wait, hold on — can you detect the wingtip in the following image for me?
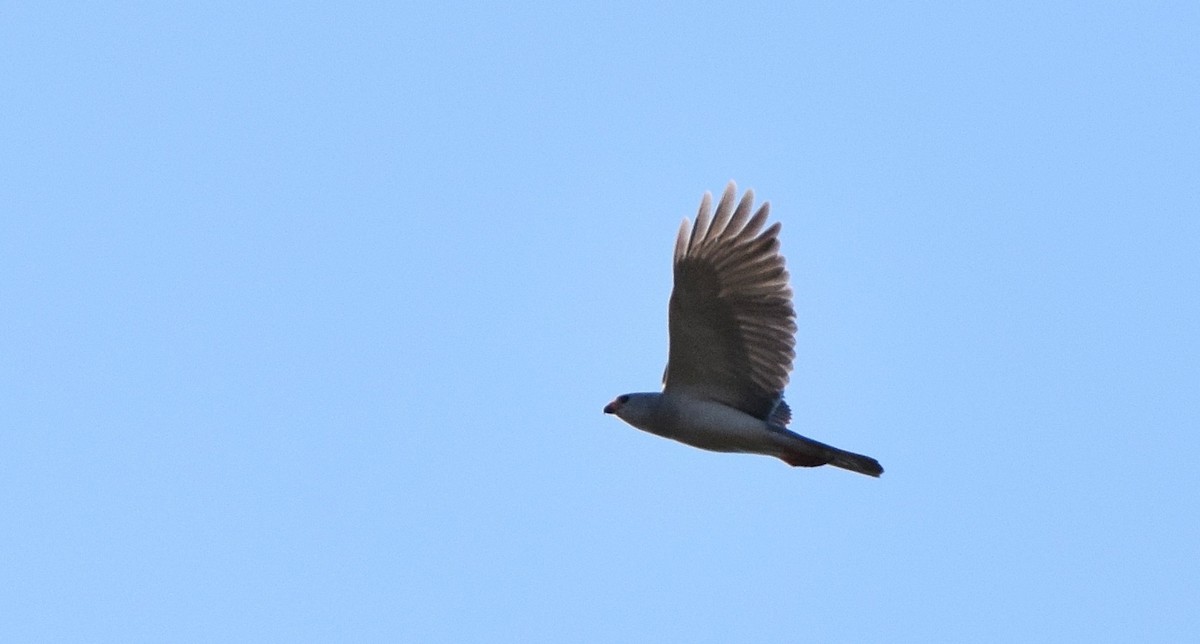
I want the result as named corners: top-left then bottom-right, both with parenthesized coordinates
top-left (674, 217), bottom-right (692, 262)
top-left (716, 183), bottom-right (737, 215)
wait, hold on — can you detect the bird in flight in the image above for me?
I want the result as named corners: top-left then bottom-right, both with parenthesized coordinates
top-left (604, 182), bottom-right (883, 477)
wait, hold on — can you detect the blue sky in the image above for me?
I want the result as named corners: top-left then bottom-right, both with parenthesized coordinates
top-left (3, 2), bottom-right (1197, 641)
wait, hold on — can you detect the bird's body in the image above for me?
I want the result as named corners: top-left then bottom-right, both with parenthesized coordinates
top-left (604, 183), bottom-right (883, 477)
top-left (609, 392), bottom-right (777, 454)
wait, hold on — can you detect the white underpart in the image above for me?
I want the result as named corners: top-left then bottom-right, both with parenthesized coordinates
top-left (640, 393), bottom-right (790, 458)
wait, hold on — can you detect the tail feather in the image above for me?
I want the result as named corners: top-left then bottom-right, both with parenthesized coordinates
top-left (826, 448), bottom-right (884, 477)
top-left (778, 432), bottom-right (884, 477)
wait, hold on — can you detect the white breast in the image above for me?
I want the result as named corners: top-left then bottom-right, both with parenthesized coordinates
top-left (656, 394), bottom-right (782, 455)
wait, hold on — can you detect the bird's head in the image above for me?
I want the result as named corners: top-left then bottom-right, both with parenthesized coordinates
top-left (603, 392), bottom-right (661, 429)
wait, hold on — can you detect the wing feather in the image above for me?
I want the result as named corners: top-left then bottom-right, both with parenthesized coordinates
top-left (663, 182), bottom-right (797, 420)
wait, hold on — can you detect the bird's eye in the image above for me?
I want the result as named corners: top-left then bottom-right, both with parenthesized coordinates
top-left (618, 395), bottom-right (629, 403)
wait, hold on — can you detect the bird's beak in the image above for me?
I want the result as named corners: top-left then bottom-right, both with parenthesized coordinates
top-left (603, 400), bottom-right (618, 414)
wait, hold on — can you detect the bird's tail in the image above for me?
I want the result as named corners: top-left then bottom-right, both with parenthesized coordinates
top-left (826, 447), bottom-right (884, 477)
top-left (778, 432), bottom-right (884, 477)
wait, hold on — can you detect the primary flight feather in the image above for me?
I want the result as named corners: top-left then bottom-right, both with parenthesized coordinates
top-left (604, 182), bottom-right (883, 477)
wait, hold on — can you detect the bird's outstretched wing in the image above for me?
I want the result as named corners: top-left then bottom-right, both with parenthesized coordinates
top-left (663, 182), bottom-right (796, 421)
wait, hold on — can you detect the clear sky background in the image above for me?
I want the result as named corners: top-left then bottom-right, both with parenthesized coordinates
top-left (3, 2), bottom-right (1197, 642)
